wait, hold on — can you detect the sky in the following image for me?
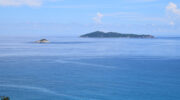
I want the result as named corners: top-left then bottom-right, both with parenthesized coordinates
top-left (0, 0), bottom-right (180, 36)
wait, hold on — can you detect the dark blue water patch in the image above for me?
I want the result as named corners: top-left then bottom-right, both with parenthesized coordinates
top-left (0, 56), bottom-right (180, 100)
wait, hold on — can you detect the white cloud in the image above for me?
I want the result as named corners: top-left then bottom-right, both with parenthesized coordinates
top-left (0, 0), bottom-right (61, 7)
top-left (166, 2), bottom-right (180, 26)
top-left (0, 0), bottom-right (42, 7)
top-left (166, 2), bottom-right (180, 16)
top-left (93, 12), bottom-right (104, 24)
top-left (169, 21), bottom-right (175, 26)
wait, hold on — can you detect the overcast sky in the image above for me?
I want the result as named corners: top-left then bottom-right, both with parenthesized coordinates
top-left (0, 0), bottom-right (180, 36)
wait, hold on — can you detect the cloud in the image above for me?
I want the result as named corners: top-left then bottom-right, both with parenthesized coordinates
top-left (0, 0), bottom-right (61, 7)
top-left (93, 12), bottom-right (104, 24)
top-left (169, 21), bottom-right (175, 26)
top-left (166, 2), bottom-right (180, 16)
top-left (166, 2), bottom-right (180, 26)
top-left (0, 0), bottom-right (42, 7)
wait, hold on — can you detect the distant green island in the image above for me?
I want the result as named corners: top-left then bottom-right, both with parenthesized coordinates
top-left (80, 31), bottom-right (154, 38)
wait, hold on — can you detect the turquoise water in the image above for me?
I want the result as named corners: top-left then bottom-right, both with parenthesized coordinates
top-left (0, 37), bottom-right (180, 100)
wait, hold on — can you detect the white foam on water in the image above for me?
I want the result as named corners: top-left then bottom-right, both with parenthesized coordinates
top-left (56, 60), bottom-right (117, 69)
top-left (0, 84), bottom-right (82, 100)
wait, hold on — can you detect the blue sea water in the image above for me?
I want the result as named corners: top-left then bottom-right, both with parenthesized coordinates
top-left (0, 36), bottom-right (180, 100)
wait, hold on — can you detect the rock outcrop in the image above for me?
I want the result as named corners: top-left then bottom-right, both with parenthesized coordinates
top-left (35, 39), bottom-right (49, 43)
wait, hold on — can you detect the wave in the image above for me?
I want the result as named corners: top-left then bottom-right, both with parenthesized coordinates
top-left (0, 84), bottom-right (81, 99)
top-left (56, 60), bottom-right (116, 69)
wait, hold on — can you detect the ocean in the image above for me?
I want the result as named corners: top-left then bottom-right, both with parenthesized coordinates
top-left (0, 36), bottom-right (180, 100)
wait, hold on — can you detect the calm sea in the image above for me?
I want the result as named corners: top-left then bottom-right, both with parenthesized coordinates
top-left (0, 36), bottom-right (180, 100)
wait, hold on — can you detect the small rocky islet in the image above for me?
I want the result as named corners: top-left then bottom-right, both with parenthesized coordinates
top-left (80, 31), bottom-right (155, 38)
top-left (35, 39), bottom-right (49, 43)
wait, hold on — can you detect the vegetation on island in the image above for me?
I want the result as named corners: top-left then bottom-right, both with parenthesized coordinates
top-left (80, 31), bottom-right (154, 38)
top-left (0, 96), bottom-right (10, 100)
